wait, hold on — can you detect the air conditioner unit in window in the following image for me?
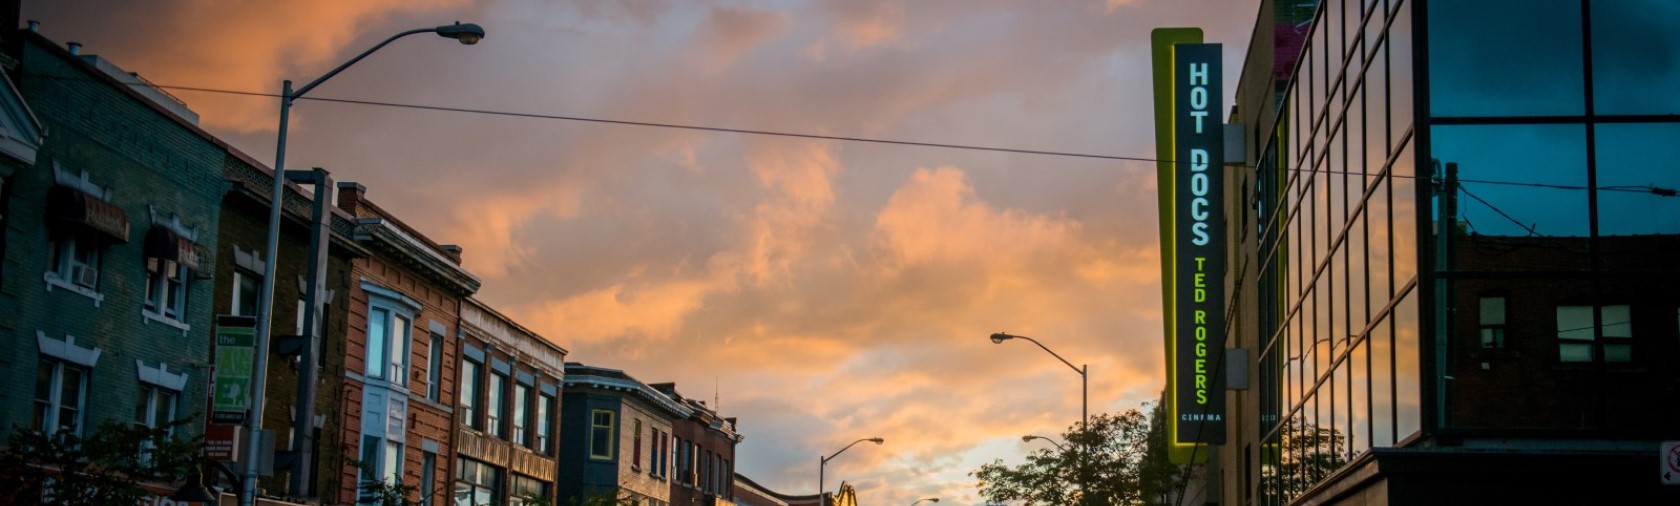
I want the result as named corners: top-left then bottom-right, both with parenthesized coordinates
top-left (70, 264), bottom-right (98, 288)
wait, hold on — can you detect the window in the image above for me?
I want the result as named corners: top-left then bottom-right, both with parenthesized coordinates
top-left (420, 450), bottom-right (436, 506)
top-left (426, 332), bottom-right (444, 401)
top-left (454, 458), bottom-right (501, 506)
top-left (33, 359), bottom-right (87, 435)
top-left (512, 383), bottom-right (529, 445)
top-left (535, 394), bottom-right (554, 455)
top-left (364, 308), bottom-right (411, 385)
top-left (1478, 295), bottom-right (1507, 348)
top-left (134, 384), bottom-right (177, 432)
top-left (49, 236), bottom-right (101, 290)
top-left (487, 372), bottom-right (505, 438)
top-left (143, 259), bottom-right (189, 320)
top-left (1558, 305), bottom-right (1633, 363)
top-left (589, 409), bottom-right (615, 460)
top-left (511, 474), bottom-right (548, 505)
top-left (230, 271), bottom-right (259, 317)
top-left (632, 419), bottom-right (643, 470)
top-left (357, 435), bottom-right (402, 503)
top-left (460, 359), bottom-right (481, 429)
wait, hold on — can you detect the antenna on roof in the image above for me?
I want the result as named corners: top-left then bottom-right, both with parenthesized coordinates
top-left (714, 376), bottom-right (720, 412)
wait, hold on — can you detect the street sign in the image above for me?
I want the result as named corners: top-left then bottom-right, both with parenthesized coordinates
top-left (1663, 441), bottom-right (1680, 485)
top-left (205, 423), bottom-right (243, 461)
top-left (213, 315), bottom-right (257, 424)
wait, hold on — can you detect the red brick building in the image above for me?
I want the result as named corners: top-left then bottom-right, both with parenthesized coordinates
top-left (332, 181), bottom-right (481, 505)
top-left (456, 298), bottom-right (568, 505)
top-left (652, 383), bottom-right (743, 506)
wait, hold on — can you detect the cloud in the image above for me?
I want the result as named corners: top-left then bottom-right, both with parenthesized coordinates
top-left (694, 6), bottom-right (793, 74)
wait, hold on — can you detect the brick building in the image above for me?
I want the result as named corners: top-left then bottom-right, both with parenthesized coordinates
top-left (560, 363), bottom-right (691, 506)
top-left (212, 159), bottom-right (366, 499)
top-left (1, 30), bottom-right (224, 453)
top-left (455, 298), bottom-right (568, 505)
top-left (651, 383), bottom-right (743, 506)
top-left (333, 182), bottom-right (481, 505)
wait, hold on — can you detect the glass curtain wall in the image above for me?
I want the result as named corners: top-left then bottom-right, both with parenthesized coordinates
top-left (1426, 0), bottom-right (1680, 434)
top-left (1255, 0), bottom-right (1420, 503)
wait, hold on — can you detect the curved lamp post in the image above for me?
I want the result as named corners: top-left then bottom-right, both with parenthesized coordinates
top-left (909, 499), bottom-right (940, 506)
top-left (991, 332), bottom-right (1089, 504)
top-left (243, 21), bottom-right (484, 506)
top-left (819, 437), bottom-right (883, 506)
top-left (1022, 434), bottom-right (1068, 452)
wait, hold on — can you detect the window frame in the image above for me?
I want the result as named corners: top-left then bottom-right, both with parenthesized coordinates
top-left (486, 372), bottom-right (506, 438)
top-left (34, 358), bottom-right (88, 436)
top-left (426, 331), bottom-right (444, 401)
top-left (363, 306), bottom-right (413, 386)
top-left (1478, 294), bottom-right (1507, 349)
top-left (589, 409), bottom-right (615, 460)
top-left (535, 393), bottom-right (554, 455)
top-left (142, 259), bottom-right (189, 320)
top-left (511, 382), bottom-right (529, 445)
top-left (460, 358), bottom-right (482, 430)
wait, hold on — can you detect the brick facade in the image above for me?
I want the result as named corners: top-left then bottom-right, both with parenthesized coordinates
top-left (560, 364), bottom-right (690, 506)
top-left (211, 160), bottom-right (365, 499)
top-left (333, 183), bottom-right (480, 505)
top-left (1, 33), bottom-right (224, 442)
top-left (456, 299), bottom-right (567, 505)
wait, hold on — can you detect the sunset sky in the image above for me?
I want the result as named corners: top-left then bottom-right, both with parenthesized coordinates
top-left (26, 1), bottom-right (1255, 503)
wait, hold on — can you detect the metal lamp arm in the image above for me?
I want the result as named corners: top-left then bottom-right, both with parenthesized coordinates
top-left (1015, 335), bottom-right (1083, 377)
top-left (291, 28), bottom-right (436, 99)
top-left (823, 438), bottom-right (873, 463)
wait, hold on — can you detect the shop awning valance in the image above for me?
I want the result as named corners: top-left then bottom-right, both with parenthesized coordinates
top-left (46, 185), bottom-right (129, 243)
top-left (144, 225), bottom-right (201, 272)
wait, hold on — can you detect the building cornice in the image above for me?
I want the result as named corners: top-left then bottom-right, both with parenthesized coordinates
top-left (353, 218), bottom-right (481, 296)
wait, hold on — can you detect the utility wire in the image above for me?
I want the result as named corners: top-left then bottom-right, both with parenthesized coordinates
top-left (1457, 185), bottom-right (1541, 237)
top-left (24, 72), bottom-right (1680, 199)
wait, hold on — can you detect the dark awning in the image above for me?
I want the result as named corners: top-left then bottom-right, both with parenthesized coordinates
top-left (144, 226), bottom-right (201, 272)
top-left (45, 185), bottom-right (129, 244)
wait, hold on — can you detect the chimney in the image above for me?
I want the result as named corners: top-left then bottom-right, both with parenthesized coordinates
top-left (336, 181), bottom-right (366, 215)
top-left (66, 41), bottom-right (79, 55)
top-left (726, 417), bottom-right (738, 430)
top-left (26, 20), bottom-right (38, 33)
top-left (440, 245), bottom-right (463, 265)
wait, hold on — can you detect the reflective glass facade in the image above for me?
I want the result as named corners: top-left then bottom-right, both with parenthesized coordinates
top-left (1232, 1), bottom-right (1680, 504)
top-left (1251, 1), bottom-right (1418, 502)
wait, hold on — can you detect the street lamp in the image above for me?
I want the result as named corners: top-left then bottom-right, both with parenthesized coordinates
top-left (819, 437), bottom-right (883, 506)
top-left (243, 21), bottom-right (484, 506)
top-left (909, 499), bottom-right (940, 505)
top-left (1022, 434), bottom-right (1068, 452)
top-left (990, 332), bottom-right (1089, 504)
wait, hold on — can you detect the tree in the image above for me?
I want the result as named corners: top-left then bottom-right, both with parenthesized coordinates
top-left (973, 404), bottom-right (1180, 506)
top-left (0, 420), bottom-right (202, 505)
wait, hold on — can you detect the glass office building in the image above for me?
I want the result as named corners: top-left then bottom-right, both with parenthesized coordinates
top-left (1216, 0), bottom-right (1680, 504)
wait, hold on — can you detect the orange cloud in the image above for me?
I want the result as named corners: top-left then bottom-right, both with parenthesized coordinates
top-left (98, 0), bottom-right (467, 133)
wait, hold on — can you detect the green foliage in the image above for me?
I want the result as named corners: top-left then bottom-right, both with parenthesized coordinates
top-left (1262, 417), bottom-right (1347, 500)
top-left (0, 420), bottom-right (203, 506)
top-left (973, 404), bottom-right (1181, 506)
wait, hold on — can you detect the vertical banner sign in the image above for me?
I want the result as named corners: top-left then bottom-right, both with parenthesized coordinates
top-left (213, 315), bottom-right (257, 424)
top-left (1173, 43), bottom-right (1226, 445)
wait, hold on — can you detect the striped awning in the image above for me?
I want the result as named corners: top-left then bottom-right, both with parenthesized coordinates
top-left (45, 185), bottom-right (128, 243)
top-left (145, 225), bottom-right (201, 272)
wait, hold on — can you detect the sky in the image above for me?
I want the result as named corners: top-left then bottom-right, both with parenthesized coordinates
top-left (25, 1), bottom-right (1255, 503)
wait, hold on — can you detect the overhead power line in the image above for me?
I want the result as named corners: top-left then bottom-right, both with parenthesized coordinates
top-left (21, 72), bottom-right (1680, 199)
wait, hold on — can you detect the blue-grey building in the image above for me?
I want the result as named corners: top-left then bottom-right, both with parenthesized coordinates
top-left (559, 363), bottom-right (692, 506)
top-left (0, 30), bottom-right (226, 448)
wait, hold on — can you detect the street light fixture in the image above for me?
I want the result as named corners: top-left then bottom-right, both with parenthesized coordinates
top-left (1022, 434), bottom-right (1068, 452)
top-left (989, 332), bottom-right (1089, 504)
top-left (909, 498), bottom-right (940, 505)
top-left (243, 21), bottom-right (485, 506)
top-left (819, 437), bottom-right (883, 506)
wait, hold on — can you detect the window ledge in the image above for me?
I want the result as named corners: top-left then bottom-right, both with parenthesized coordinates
top-left (140, 309), bottom-right (190, 335)
top-left (43, 273), bottom-right (103, 307)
